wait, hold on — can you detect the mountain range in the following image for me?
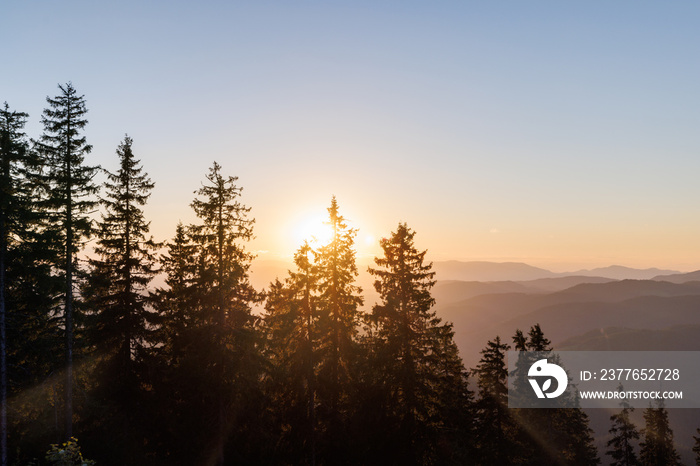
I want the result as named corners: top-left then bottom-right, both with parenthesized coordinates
top-left (432, 260), bottom-right (681, 282)
top-left (428, 262), bottom-right (700, 466)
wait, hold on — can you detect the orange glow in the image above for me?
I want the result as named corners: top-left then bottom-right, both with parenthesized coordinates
top-left (294, 214), bottom-right (334, 246)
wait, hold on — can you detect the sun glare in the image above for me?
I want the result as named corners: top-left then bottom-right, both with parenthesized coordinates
top-left (295, 215), bottom-right (334, 246)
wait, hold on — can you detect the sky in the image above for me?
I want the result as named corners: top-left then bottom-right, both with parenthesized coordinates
top-left (2, 1), bottom-right (700, 271)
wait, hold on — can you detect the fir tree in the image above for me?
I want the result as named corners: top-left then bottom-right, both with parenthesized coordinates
top-left (511, 324), bottom-right (599, 465)
top-left (639, 400), bottom-right (681, 466)
top-left (526, 323), bottom-right (551, 351)
top-left (314, 197), bottom-right (363, 464)
top-left (189, 161), bottom-right (256, 327)
top-left (509, 324), bottom-right (552, 411)
top-left (0, 102), bottom-right (31, 466)
top-left (559, 407), bottom-right (600, 465)
top-left (150, 222), bottom-right (204, 463)
top-left (148, 164), bottom-right (263, 464)
top-left (154, 222), bottom-right (200, 348)
top-left (2, 104), bottom-right (63, 463)
top-left (513, 328), bottom-right (527, 351)
top-left (36, 83), bottom-right (98, 438)
top-left (606, 391), bottom-right (640, 466)
top-left (87, 135), bottom-right (158, 377)
top-left (187, 162), bottom-right (260, 465)
top-left (82, 136), bottom-right (159, 461)
top-left (366, 223), bottom-right (472, 464)
top-left (262, 242), bottom-right (320, 465)
top-left (472, 336), bottom-right (518, 465)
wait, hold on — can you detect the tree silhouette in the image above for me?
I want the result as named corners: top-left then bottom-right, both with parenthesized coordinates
top-left (36, 83), bottom-right (98, 438)
top-left (606, 389), bottom-right (640, 466)
top-left (639, 400), bottom-right (681, 466)
top-left (154, 221), bottom-right (200, 350)
top-left (1, 104), bottom-right (64, 464)
top-left (511, 324), bottom-right (599, 465)
top-left (366, 223), bottom-right (472, 464)
top-left (185, 162), bottom-right (260, 465)
top-left (87, 136), bottom-right (158, 375)
top-left (0, 102), bottom-right (32, 466)
top-left (150, 222), bottom-right (204, 464)
top-left (313, 197), bottom-right (363, 464)
top-left (82, 136), bottom-right (159, 461)
top-left (262, 242), bottom-right (320, 465)
top-left (472, 336), bottom-right (519, 465)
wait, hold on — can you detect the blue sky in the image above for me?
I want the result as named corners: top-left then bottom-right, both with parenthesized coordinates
top-left (3, 1), bottom-right (700, 270)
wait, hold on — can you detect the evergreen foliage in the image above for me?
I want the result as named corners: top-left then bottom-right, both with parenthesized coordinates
top-left (511, 324), bottom-right (600, 465)
top-left (0, 102), bottom-right (32, 466)
top-left (365, 223), bottom-right (473, 464)
top-left (35, 83), bottom-right (99, 439)
top-left (472, 336), bottom-right (518, 465)
top-left (262, 242), bottom-right (320, 465)
top-left (81, 136), bottom-right (159, 462)
top-left (87, 135), bottom-right (158, 372)
top-left (639, 400), bottom-right (681, 466)
top-left (156, 162), bottom-right (263, 465)
top-left (606, 389), bottom-right (640, 466)
top-left (313, 197), bottom-right (364, 463)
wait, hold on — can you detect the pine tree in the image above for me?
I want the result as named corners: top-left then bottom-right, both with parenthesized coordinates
top-left (150, 222), bottom-right (204, 463)
top-left (692, 428), bottom-right (700, 465)
top-left (511, 324), bottom-right (599, 465)
top-left (526, 323), bottom-right (551, 351)
top-left (189, 161), bottom-right (256, 327)
top-left (509, 324), bottom-right (552, 411)
top-left (606, 391), bottom-right (640, 466)
top-left (366, 223), bottom-right (472, 464)
top-left (559, 407), bottom-right (600, 465)
top-left (472, 336), bottom-right (517, 465)
top-left (639, 400), bottom-right (680, 466)
top-left (1, 103), bottom-right (63, 464)
top-left (87, 135), bottom-right (158, 376)
top-left (187, 162), bottom-right (260, 465)
top-left (314, 196), bottom-right (363, 463)
top-left (0, 102), bottom-right (31, 466)
top-left (82, 136), bottom-right (158, 460)
top-left (148, 164), bottom-right (263, 464)
top-left (36, 83), bottom-right (98, 438)
top-left (513, 328), bottom-right (527, 351)
top-left (262, 242), bottom-right (320, 465)
top-left (155, 222), bottom-right (200, 348)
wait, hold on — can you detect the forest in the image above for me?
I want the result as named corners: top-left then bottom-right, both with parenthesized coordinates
top-left (1, 83), bottom-right (698, 466)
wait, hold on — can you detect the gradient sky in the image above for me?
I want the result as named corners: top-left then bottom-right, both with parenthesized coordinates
top-left (3, 1), bottom-right (700, 271)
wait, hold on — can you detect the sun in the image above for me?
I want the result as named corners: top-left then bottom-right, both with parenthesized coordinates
top-left (294, 214), bottom-right (334, 246)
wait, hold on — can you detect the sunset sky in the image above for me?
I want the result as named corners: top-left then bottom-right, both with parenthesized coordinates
top-left (3, 1), bottom-right (700, 271)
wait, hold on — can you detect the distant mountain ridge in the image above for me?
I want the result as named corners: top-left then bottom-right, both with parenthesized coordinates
top-left (433, 261), bottom-right (556, 281)
top-left (567, 265), bottom-right (680, 280)
top-left (652, 269), bottom-right (700, 283)
top-left (434, 260), bottom-right (681, 282)
top-left (432, 279), bottom-right (700, 369)
top-left (557, 324), bottom-right (700, 351)
top-left (251, 259), bottom-right (690, 289)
